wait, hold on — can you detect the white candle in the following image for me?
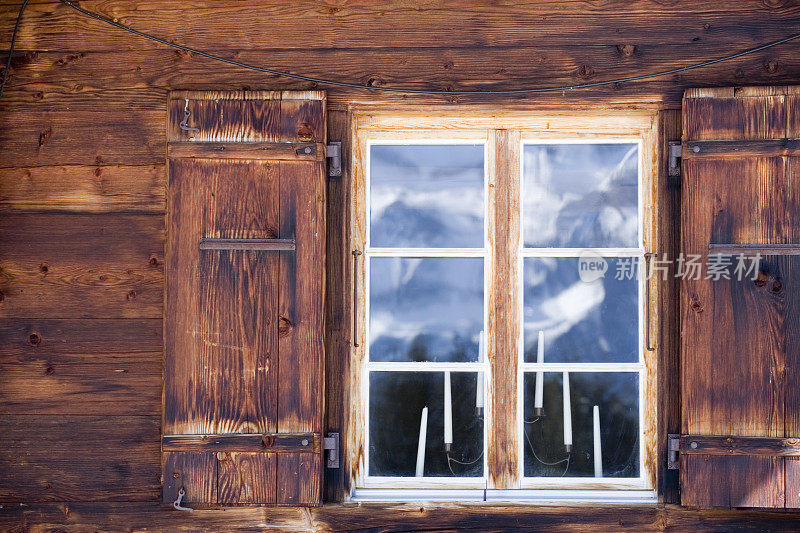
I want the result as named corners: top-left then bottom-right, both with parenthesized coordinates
top-left (444, 371), bottom-right (453, 451)
top-left (534, 330), bottom-right (544, 415)
top-left (593, 405), bottom-right (603, 478)
top-left (563, 371), bottom-right (572, 452)
top-left (476, 331), bottom-right (484, 415)
top-left (415, 406), bottom-right (428, 477)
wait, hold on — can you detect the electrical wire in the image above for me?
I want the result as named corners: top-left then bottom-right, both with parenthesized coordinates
top-left (0, 0), bottom-right (29, 101)
top-left (3, 0), bottom-right (799, 100)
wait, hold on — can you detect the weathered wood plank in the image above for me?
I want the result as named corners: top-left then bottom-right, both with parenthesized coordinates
top-left (487, 129), bottom-right (520, 489)
top-left (0, 415), bottom-right (160, 502)
top-left (5, 502), bottom-right (800, 532)
top-left (0, 318), bottom-right (161, 364)
top-left (684, 139), bottom-right (800, 158)
top-left (0, 165), bottom-right (165, 213)
top-left (0, 362), bottom-right (160, 415)
top-left (656, 109), bottom-right (681, 504)
top-left (0, 213), bottom-right (164, 319)
top-left (161, 452), bottom-right (217, 506)
top-left (165, 158), bottom-right (280, 435)
top-left (683, 95), bottom-right (787, 140)
top-left (3, 0), bottom-right (800, 52)
top-left (681, 435), bottom-right (800, 456)
top-left (162, 433), bottom-right (320, 453)
top-left (680, 455), bottom-right (785, 508)
top-left (168, 142), bottom-right (323, 161)
top-left (277, 160), bottom-right (326, 435)
top-left (323, 110), bottom-right (350, 501)
top-left (217, 452), bottom-right (277, 505)
top-left (276, 453), bottom-right (321, 506)
top-left (0, 107), bottom-right (165, 167)
top-left (3, 47), bottom-right (800, 109)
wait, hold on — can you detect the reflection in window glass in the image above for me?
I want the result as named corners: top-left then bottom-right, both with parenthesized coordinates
top-left (370, 144), bottom-right (485, 248)
top-left (522, 257), bottom-right (639, 363)
top-left (522, 143), bottom-right (639, 248)
top-left (370, 257), bottom-right (484, 363)
top-left (369, 371), bottom-right (484, 477)
top-left (522, 372), bottom-right (639, 478)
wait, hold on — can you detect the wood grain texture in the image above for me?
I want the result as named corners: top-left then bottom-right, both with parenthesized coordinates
top-left (165, 159), bottom-right (279, 435)
top-left (0, 318), bottom-right (161, 364)
top-left (161, 452), bottom-right (217, 506)
top-left (323, 109), bottom-right (351, 501)
top-left (217, 452), bottom-right (277, 505)
top-left (656, 109), bottom-right (682, 504)
top-left (0, 361), bottom-right (160, 415)
top-left (680, 455), bottom-right (785, 509)
top-left (3, 0), bottom-right (800, 53)
top-left (681, 87), bottom-right (800, 509)
top-left (5, 47), bottom-right (800, 109)
top-left (487, 129), bottom-right (520, 489)
top-left (168, 142), bottom-right (323, 160)
top-left (0, 165), bottom-right (165, 213)
top-left (681, 435), bottom-right (800, 456)
top-left (162, 433), bottom-right (320, 453)
top-left (0, 213), bottom-right (164, 319)
top-left (5, 502), bottom-right (800, 532)
top-left (164, 92), bottom-right (325, 506)
top-left (277, 160), bottom-right (326, 435)
top-left (0, 415), bottom-right (160, 502)
top-left (277, 453), bottom-right (321, 506)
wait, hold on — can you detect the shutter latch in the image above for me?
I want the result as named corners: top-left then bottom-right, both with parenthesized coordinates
top-left (667, 141), bottom-right (681, 188)
top-left (667, 433), bottom-right (680, 470)
top-left (327, 142), bottom-right (342, 177)
top-left (324, 432), bottom-right (340, 468)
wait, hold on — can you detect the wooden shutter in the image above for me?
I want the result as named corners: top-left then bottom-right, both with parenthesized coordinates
top-left (162, 91), bottom-right (326, 507)
top-left (681, 86), bottom-right (800, 509)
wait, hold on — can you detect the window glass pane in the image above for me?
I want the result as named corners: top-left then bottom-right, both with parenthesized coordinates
top-left (370, 144), bottom-right (485, 248)
top-left (522, 143), bottom-right (639, 248)
top-left (523, 257), bottom-right (639, 363)
top-left (369, 371), bottom-right (484, 477)
top-left (370, 257), bottom-right (483, 362)
top-left (522, 372), bottom-right (639, 478)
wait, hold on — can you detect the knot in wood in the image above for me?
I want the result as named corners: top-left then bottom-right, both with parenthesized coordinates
top-left (28, 332), bottom-right (42, 346)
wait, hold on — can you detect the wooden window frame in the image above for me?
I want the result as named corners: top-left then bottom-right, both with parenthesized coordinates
top-left (348, 110), bottom-right (661, 500)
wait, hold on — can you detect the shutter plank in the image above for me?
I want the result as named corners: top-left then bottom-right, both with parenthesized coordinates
top-left (218, 452), bottom-right (277, 505)
top-left (277, 453), bottom-right (322, 506)
top-left (278, 161), bottom-right (326, 434)
top-left (162, 452), bottom-right (217, 506)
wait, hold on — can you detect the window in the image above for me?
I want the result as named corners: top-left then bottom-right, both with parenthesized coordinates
top-left (350, 112), bottom-right (659, 500)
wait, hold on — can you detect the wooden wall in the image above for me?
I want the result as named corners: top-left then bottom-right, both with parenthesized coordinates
top-left (2, 1), bottom-right (800, 530)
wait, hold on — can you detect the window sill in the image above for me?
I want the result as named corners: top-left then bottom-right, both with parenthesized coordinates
top-left (350, 488), bottom-right (657, 505)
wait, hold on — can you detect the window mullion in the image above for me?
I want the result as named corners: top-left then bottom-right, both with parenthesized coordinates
top-left (487, 128), bottom-right (522, 490)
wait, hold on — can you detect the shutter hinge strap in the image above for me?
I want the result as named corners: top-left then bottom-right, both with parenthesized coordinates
top-left (323, 432), bottom-right (340, 469)
top-left (667, 433), bottom-right (680, 470)
top-left (327, 142), bottom-right (342, 177)
top-left (667, 141), bottom-right (681, 188)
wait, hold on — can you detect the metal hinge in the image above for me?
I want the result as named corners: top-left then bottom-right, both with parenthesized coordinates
top-left (327, 142), bottom-right (342, 177)
top-left (323, 432), bottom-right (340, 468)
top-left (667, 433), bottom-right (680, 470)
top-left (667, 141), bottom-right (681, 188)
